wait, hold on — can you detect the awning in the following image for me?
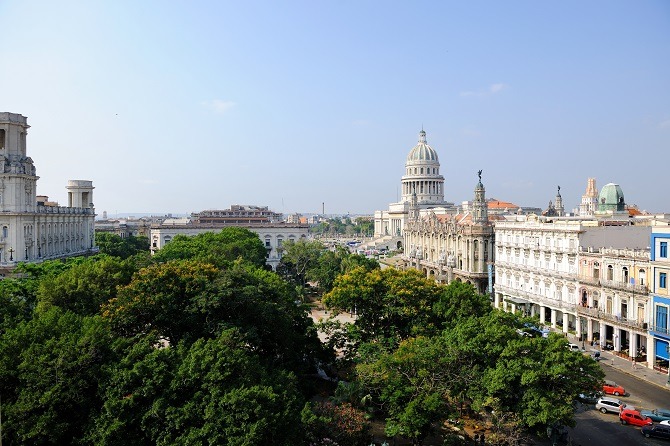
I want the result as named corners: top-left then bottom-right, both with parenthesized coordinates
top-left (505, 296), bottom-right (529, 305)
top-left (655, 339), bottom-right (669, 360)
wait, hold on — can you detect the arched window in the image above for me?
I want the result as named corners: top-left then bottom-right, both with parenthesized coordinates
top-left (638, 269), bottom-right (645, 286)
top-left (593, 262), bottom-right (600, 279)
top-left (622, 266), bottom-right (629, 284)
top-left (607, 265), bottom-right (614, 281)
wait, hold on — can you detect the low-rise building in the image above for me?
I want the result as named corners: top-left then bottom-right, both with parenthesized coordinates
top-left (149, 208), bottom-right (308, 270)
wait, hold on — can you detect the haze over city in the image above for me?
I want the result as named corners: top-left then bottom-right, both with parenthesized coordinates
top-left (1, 1), bottom-right (668, 217)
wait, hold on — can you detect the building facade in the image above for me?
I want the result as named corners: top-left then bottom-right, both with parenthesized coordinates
top-left (0, 112), bottom-right (95, 270)
top-left (493, 180), bottom-right (670, 370)
top-left (402, 172), bottom-right (496, 294)
top-left (576, 246), bottom-right (651, 361)
top-left (649, 226), bottom-right (670, 374)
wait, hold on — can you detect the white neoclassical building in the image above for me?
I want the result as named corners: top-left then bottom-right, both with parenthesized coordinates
top-left (0, 113), bottom-right (96, 270)
top-left (374, 130), bottom-right (456, 244)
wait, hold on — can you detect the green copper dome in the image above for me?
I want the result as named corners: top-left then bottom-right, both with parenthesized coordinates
top-left (598, 183), bottom-right (625, 212)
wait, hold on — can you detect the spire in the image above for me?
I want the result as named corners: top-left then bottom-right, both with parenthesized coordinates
top-left (473, 170), bottom-right (488, 224)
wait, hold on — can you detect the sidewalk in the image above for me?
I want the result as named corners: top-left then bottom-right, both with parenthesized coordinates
top-left (566, 334), bottom-right (670, 391)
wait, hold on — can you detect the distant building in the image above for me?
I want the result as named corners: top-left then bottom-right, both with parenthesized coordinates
top-left (0, 112), bottom-right (96, 270)
top-left (286, 213), bottom-right (302, 224)
top-left (579, 178), bottom-right (599, 217)
top-left (149, 206), bottom-right (308, 270)
top-left (95, 215), bottom-right (170, 238)
top-left (192, 205), bottom-right (282, 225)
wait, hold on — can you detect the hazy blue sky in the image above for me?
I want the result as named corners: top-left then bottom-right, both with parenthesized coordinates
top-left (1, 1), bottom-right (668, 217)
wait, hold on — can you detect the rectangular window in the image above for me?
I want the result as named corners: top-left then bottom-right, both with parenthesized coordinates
top-left (661, 241), bottom-right (668, 258)
top-left (656, 305), bottom-right (668, 331)
top-left (661, 272), bottom-right (668, 289)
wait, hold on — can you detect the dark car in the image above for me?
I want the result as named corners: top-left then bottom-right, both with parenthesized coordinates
top-left (640, 408), bottom-right (670, 422)
top-left (641, 425), bottom-right (670, 440)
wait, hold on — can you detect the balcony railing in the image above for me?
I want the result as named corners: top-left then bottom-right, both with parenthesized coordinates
top-left (577, 275), bottom-right (600, 286)
top-left (576, 306), bottom-right (648, 331)
top-left (496, 284), bottom-right (576, 312)
top-left (600, 279), bottom-right (649, 294)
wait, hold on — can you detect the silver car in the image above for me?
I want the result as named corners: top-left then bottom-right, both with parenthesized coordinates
top-left (596, 397), bottom-right (623, 414)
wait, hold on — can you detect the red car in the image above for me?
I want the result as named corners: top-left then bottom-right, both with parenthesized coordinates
top-left (620, 409), bottom-right (653, 427)
top-left (603, 380), bottom-right (626, 396)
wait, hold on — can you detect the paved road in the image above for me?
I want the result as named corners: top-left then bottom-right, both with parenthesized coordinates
top-left (568, 362), bottom-right (670, 446)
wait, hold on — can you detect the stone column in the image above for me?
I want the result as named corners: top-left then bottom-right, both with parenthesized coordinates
top-left (614, 329), bottom-right (621, 352)
top-left (494, 292), bottom-right (500, 309)
top-left (551, 308), bottom-right (557, 329)
top-left (629, 330), bottom-right (638, 361)
top-left (599, 322), bottom-right (606, 348)
top-left (562, 314), bottom-right (569, 334)
top-left (587, 319), bottom-right (593, 343)
top-left (646, 334), bottom-right (655, 369)
top-left (576, 316), bottom-right (583, 340)
top-left (539, 306), bottom-right (546, 324)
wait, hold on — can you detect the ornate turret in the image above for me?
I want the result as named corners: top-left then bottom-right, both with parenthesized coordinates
top-left (472, 169), bottom-right (488, 224)
top-left (554, 185), bottom-right (564, 216)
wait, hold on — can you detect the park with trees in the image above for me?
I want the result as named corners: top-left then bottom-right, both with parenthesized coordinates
top-left (0, 232), bottom-right (603, 445)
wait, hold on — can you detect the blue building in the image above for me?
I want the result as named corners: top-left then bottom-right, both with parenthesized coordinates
top-left (650, 226), bottom-right (670, 374)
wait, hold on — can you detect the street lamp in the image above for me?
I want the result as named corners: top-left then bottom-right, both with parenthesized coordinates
top-left (8, 247), bottom-right (13, 262)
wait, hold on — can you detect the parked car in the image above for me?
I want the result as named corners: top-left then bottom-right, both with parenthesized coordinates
top-left (641, 425), bottom-right (670, 440)
top-left (603, 380), bottom-right (626, 396)
top-left (567, 343), bottom-right (581, 352)
top-left (620, 408), bottom-right (652, 427)
top-left (596, 397), bottom-right (623, 414)
top-left (577, 391), bottom-right (602, 405)
top-left (640, 408), bottom-right (670, 422)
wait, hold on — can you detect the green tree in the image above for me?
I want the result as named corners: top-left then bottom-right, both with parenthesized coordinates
top-left (357, 336), bottom-right (451, 445)
top-left (103, 259), bottom-right (328, 373)
top-left (433, 281), bottom-right (493, 329)
top-left (323, 267), bottom-right (443, 355)
top-left (102, 259), bottom-right (220, 345)
top-left (302, 401), bottom-right (371, 446)
top-left (0, 309), bottom-right (117, 445)
top-left (152, 227), bottom-right (268, 268)
top-left (95, 232), bottom-right (149, 259)
top-left (479, 332), bottom-right (604, 430)
top-left (91, 329), bottom-right (305, 446)
top-left (276, 239), bottom-right (325, 288)
top-left (36, 255), bottom-right (136, 316)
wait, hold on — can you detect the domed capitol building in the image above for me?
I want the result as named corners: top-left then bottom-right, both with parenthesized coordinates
top-left (374, 130), bottom-right (496, 294)
top-left (373, 130), bottom-right (456, 240)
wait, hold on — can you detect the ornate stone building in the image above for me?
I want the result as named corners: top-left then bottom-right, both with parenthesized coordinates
top-left (402, 172), bottom-right (497, 294)
top-left (0, 113), bottom-right (96, 269)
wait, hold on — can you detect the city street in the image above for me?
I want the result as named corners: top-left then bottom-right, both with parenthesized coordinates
top-left (568, 363), bottom-right (670, 445)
